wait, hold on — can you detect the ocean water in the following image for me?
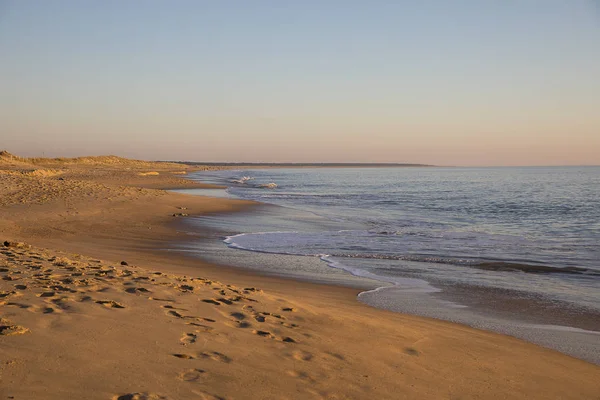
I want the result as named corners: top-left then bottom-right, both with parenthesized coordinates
top-left (181, 166), bottom-right (600, 364)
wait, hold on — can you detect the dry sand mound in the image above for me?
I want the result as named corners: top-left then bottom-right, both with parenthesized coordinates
top-left (24, 169), bottom-right (65, 178)
top-left (0, 150), bottom-right (37, 169)
top-left (28, 155), bottom-right (185, 170)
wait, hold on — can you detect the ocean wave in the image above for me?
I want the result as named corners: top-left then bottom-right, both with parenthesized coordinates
top-left (256, 182), bottom-right (278, 189)
top-left (330, 253), bottom-right (599, 276)
top-left (321, 255), bottom-right (440, 293)
top-left (471, 261), bottom-right (596, 275)
top-left (223, 232), bottom-right (306, 256)
top-left (231, 176), bottom-right (254, 184)
top-left (223, 232), bottom-right (599, 277)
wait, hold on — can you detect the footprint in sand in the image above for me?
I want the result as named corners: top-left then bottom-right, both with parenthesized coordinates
top-left (162, 305), bottom-right (189, 312)
top-left (225, 311), bottom-right (252, 328)
top-left (286, 370), bottom-right (316, 383)
top-left (229, 312), bottom-right (246, 320)
top-left (166, 309), bottom-right (216, 327)
top-left (198, 351), bottom-right (232, 363)
top-left (293, 350), bottom-right (313, 361)
top-left (50, 284), bottom-right (77, 293)
top-left (113, 393), bottom-right (170, 400)
top-left (95, 300), bottom-right (125, 309)
top-left (253, 330), bottom-right (274, 338)
top-left (5, 302), bottom-right (31, 309)
top-left (260, 311), bottom-right (285, 320)
top-left (166, 310), bottom-right (185, 318)
top-left (176, 284), bottom-right (194, 292)
top-left (252, 329), bottom-right (296, 343)
top-left (177, 368), bottom-right (205, 382)
top-left (180, 333), bottom-right (197, 345)
top-left (230, 320), bottom-right (252, 329)
top-left (186, 323), bottom-right (214, 333)
top-left (148, 297), bottom-right (175, 302)
top-left (172, 353), bottom-right (195, 359)
top-left (324, 351), bottom-right (346, 361)
top-left (125, 287), bottom-right (151, 294)
top-left (0, 319), bottom-right (29, 335)
top-left (192, 390), bottom-right (226, 400)
top-left (202, 299), bottom-right (221, 306)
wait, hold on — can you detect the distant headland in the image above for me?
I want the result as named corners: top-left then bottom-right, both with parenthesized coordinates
top-left (165, 161), bottom-right (434, 168)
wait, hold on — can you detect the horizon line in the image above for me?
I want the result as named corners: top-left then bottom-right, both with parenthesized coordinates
top-left (165, 160), bottom-right (600, 168)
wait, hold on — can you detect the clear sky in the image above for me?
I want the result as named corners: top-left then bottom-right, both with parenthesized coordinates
top-left (1, 1), bottom-right (599, 166)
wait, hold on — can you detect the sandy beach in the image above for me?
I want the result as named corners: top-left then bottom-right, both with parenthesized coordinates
top-left (1, 152), bottom-right (599, 400)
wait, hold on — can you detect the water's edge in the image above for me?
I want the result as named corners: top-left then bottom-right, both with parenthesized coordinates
top-left (173, 171), bottom-right (600, 366)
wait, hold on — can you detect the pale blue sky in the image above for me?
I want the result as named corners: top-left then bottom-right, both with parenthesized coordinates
top-left (1, 1), bottom-right (599, 165)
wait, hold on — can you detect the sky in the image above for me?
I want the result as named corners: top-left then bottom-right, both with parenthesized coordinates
top-left (1, 1), bottom-right (599, 166)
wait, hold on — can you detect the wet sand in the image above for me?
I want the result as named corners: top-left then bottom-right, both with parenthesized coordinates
top-left (1, 152), bottom-right (599, 399)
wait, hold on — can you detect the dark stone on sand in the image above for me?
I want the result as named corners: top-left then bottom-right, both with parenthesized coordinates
top-left (120, 261), bottom-right (128, 266)
top-left (3, 241), bottom-right (30, 249)
top-left (404, 347), bottom-right (420, 356)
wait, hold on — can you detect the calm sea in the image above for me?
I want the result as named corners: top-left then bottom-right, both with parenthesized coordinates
top-left (179, 166), bottom-right (600, 364)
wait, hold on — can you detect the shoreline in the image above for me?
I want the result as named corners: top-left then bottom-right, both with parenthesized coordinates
top-left (171, 178), bottom-right (600, 365)
top-left (1, 155), bottom-right (599, 399)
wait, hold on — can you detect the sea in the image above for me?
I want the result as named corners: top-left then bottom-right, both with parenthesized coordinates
top-left (172, 166), bottom-right (600, 365)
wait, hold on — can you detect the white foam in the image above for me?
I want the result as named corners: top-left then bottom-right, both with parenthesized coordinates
top-left (257, 182), bottom-right (278, 189)
top-left (321, 255), bottom-right (441, 294)
top-left (231, 176), bottom-right (254, 184)
top-left (224, 231), bottom-right (307, 255)
top-left (223, 233), bottom-right (249, 249)
top-left (224, 233), bottom-right (442, 295)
